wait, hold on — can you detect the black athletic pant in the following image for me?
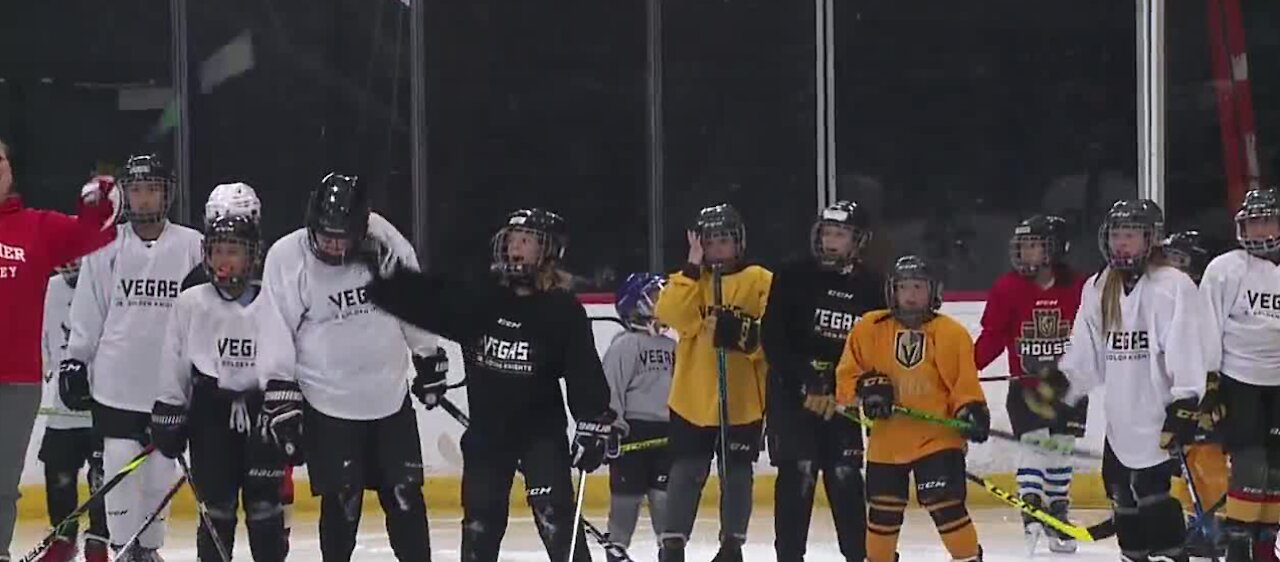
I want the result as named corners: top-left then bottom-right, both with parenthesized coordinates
top-left (39, 427), bottom-right (107, 543)
top-left (188, 377), bottom-right (287, 562)
top-left (1101, 441), bottom-right (1187, 561)
top-left (460, 425), bottom-right (590, 562)
top-left (304, 397), bottom-right (429, 562)
top-left (767, 402), bottom-right (865, 562)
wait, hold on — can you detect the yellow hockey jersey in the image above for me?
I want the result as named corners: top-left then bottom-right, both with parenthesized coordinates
top-left (834, 310), bottom-right (986, 464)
top-left (655, 264), bottom-right (772, 427)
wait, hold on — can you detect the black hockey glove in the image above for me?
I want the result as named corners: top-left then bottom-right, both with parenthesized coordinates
top-left (712, 308), bottom-right (760, 353)
top-left (1160, 397), bottom-right (1200, 450)
top-left (1022, 366), bottom-right (1072, 421)
top-left (571, 410), bottom-right (620, 472)
top-left (57, 359), bottom-right (93, 411)
top-left (261, 380), bottom-right (305, 465)
top-left (1198, 371), bottom-right (1225, 437)
top-left (955, 402), bottom-right (991, 443)
top-left (802, 360), bottom-right (839, 420)
top-left (149, 401), bottom-right (188, 459)
top-left (1054, 397), bottom-right (1089, 438)
top-left (411, 349), bottom-right (449, 409)
top-left (856, 371), bottom-right (894, 420)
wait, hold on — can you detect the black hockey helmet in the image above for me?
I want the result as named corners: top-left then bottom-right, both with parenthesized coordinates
top-left (1161, 230), bottom-right (1213, 283)
top-left (885, 254), bottom-right (942, 328)
top-left (695, 203), bottom-right (746, 266)
top-left (306, 173), bottom-right (370, 266)
top-left (203, 214), bottom-right (261, 299)
top-left (119, 154), bottom-right (175, 224)
top-left (491, 208), bottom-right (568, 284)
top-left (811, 200), bottom-right (872, 271)
top-left (54, 259), bottom-right (81, 286)
top-left (1009, 214), bottom-right (1070, 277)
top-left (1234, 187), bottom-right (1280, 257)
top-left (1097, 199), bottom-right (1164, 273)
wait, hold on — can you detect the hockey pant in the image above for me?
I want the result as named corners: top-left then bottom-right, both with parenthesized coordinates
top-left (864, 449), bottom-right (980, 562)
top-left (661, 412), bottom-right (762, 548)
top-left (767, 401), bottom-right (865, 562)
top-left (304, 398), bottom-right (429, 562)
top-left (1218, 374), bottom-right (1280, 550)
top-left (607, 420), bottom-right (669, 551)
top-left (39, 428), bottom-right (108, 545)
top-left (188, 375), bottom-right (287, 562)
top-left (1102, 441), bottom-right (1186, 561)
top-left (95, 404), bottom-right (178, 553)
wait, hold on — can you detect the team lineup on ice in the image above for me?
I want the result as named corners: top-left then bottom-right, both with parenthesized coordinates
top-left (7, 144), bottom-right (1280, 562)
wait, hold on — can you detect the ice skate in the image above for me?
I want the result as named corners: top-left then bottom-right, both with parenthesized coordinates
top-left (1021, 494), bottom-right (1046, 555)
top-left (710, 539), bottom-right (743, 562)
top-left (1047, 500), bottom-right (1079, 554)
top-left (659, 538), bottom-right (685, 562)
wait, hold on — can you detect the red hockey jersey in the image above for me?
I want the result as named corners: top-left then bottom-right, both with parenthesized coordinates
top-left (974, 270), bottom-right (1086, 386)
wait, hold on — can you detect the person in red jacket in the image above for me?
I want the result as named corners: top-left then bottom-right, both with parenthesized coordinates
top-left (0, 137), bottom-right (120, 561)
top-left (973, 214), bottom-right (1087, 555)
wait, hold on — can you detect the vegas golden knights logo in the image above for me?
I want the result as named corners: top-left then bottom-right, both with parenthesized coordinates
top-left (1017, 308), bottom-right (1071, 373)
top-left (894, 330), bottom-right (926, 369)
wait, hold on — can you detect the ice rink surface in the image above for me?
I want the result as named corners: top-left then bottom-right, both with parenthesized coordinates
top-left (16, 508), bottom-right (1141, 561)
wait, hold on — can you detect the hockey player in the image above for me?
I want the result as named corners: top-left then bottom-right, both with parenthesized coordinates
top-left (149, 213), bottom-right (289, 562)
top-left (834, 254), bottom-right (989, 562)
top-left (764, 200), bottom-right (882, 562)
top-left (1200, 187), bottom-right (1280, 562)
top-left (603, 273), bottom-right (674, 561)
top-left (181, 182), bottom-right (263, 290)
top-left (1026, 199), bottom-right (1210, 562)
top-left (653, 203), bottom-right (772, 562)
top-left (973, 214), bottom-right (1086, 554)
top-left (258, 173), bottom-right (438, 562)
top-left (1162, 230), bottom-right (1229, 559)
top-left (61, 154), bottom-right (203, 561)
top-left (38, 259), bottom-right (108, 562)
top-left (364, 208), bottom-right (618, 562)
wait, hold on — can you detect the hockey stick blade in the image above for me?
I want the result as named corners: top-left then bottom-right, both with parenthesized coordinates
top-left (437, 396), bottom-right (636, 561)
top-left (110, 474), bottom-right (186, 562)
top-left (177, 455), bottom-right (233, 562)
top-left (18, 445), bottom-right (156, 562)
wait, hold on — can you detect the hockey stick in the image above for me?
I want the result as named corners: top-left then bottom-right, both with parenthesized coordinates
top-left (710, 267), bottom-right (731, 507)
top-left (109, 475), bottom-right (186, 562)
top-left (835, 408), bottom-right (1116, 542)
top-left (1176, 447), bottom-right (1221, 560)
top-left (589, 316), bottom-right (628, 329)
top-left (18, 445), bottom-right (156, 562)
top-left (893, 405), bottom-right (1104, 461)
top-left (978, 374), bottom-right (1020, 383)
top-left (176, 455), bottom-right (233, 562)
top-left (567, 469), bottom-right (589, 562)
top-left (620, 437), bottom-right (667, 453)
top-left (436, 397), bottom-right (634, 561)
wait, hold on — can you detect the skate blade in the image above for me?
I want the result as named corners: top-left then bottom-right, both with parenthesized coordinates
top-left (1024, 523), bottom-right (1045, 556)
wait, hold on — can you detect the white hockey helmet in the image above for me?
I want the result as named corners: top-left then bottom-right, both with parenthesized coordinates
top-left (205, 182), bottom-right (261, 227)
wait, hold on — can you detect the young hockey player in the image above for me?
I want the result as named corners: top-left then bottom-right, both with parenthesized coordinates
top-left (149, 213), bottom-right (290, 562)
top-left (258, 173), bottom-right (439, 562)
top-left (1026, 199), bottom-right (1210, 562)
top-left (603, 273), bottom-right (674, 561)
top-left (61, 154), bottom-right (204, 561)
top-left (653, 203), bottom-right (772, 562)
top-left (972, 214), bottom-right (1086, 554)
top-left (38, 259), bottom-right (109, 562)
top-left (834, 254), bottom-right (989, 562)
top-left (764, 200), bottom-right (882, 562)
top-left (365, 208), bottom-right (617, 562)
top-left (1162, 230), bottom-right (1230, 559)
top-left (182, 182), bottom-right (263, 290)
top-left (1200, 187), bottom-right (1280, 562)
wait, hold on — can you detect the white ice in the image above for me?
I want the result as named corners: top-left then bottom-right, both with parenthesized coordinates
top-left (16, 508), bottom-right (1135, 561)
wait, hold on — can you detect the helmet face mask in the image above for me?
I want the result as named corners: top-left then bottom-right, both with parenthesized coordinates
top-left (120, 155), bottom-right (175, 225)
top-left (1097, 199), bottom-right (1164, 273)
top-left (885, 255), bottom-right (942, 328)
top-left (1008, 215), bottom-right (1069, 277)
top-left (203, 215), bottom-right (260, 300)
top-left (615, 273), bottom-right (666, 335)
top-left (491, 209), bottom-right (567, 286)
top-left (810, 201), bottom-right (871, 270)
top-left (306, 173), bottom-right (369, 266)
top-left (695, 204), bottom-right (746, 268)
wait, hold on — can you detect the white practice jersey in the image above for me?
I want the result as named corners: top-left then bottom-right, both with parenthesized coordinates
top-left (67, 223), bottom-right (204, 413)
top-left (1202, 249), bottom-right (1280, 386)
top-left (261, 213), bottom-right (436, 420)
top-left (41, 275), bottom-right (92, 430)
top-left (156, 284), bottom-right (292, 407)
top-left (1059, 265), bottom-right (1210, 469)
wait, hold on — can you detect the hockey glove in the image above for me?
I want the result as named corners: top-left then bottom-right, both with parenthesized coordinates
top-left (261, 380), bottom-right (305, 465)
top-left (149, 401), bottom-right (188, 459)
top-left (571, 410), bottom-right (620, 472)
top-left (856, 371), bottom-right (894, 420)
top-left (1198, 371), bottom-right (1225, 436)
top-left (955, 402), bottom-right (991, 443)
top-left (1022, 366), bottom-right (1072, 421)
top-left (411, 349), bottom-right (449, 409)
top-left (712, 308), bottom-right (760, 353)
top-left (802, 360), bottom-right (839, 420)
top-left (1160, 397), bottom-right (1200, 450)
top-left (58, 359), bottom-right (93, 411)
top-left (1054, 396), bottom-right (1089, 438)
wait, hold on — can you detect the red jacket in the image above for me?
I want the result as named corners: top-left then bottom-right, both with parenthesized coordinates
top-left (974, 269), bottom-right (1086, 386)
top-left (0, 194), bottom-right (117, 384)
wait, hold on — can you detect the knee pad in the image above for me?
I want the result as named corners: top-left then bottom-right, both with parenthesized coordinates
top-left (45, 468), bottom-right (77, 491)
top-left (383, 483), bottom-right (426, 514)
top-left (327, 489), bottom-right (363, 523)
top-left (206, 499), bottom-right (239, 523)
top-left (914, 452), bottom-right (967, 507)
top-left (244, 499), bottom-right (284, 523)
top-left (826, 462), bottom-right (864, 490)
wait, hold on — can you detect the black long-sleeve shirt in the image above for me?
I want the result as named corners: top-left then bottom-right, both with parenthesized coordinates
top-left (366, 268), bottom-right (611, 434)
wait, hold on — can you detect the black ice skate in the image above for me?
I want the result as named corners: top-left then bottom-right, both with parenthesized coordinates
top-left (710, 539), bottom-right (743, 562)
top-left (1047, 499), bottom-right (1079, 554)
top-left (659, 537), bottom-right (685, 562)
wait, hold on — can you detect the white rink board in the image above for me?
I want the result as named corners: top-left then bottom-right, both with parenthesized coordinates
top-left (19, 300), bottom-right (1109, 485)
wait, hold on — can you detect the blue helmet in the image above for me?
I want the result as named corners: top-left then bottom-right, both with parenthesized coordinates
top-left (616, 273), bottom-right (666, 333)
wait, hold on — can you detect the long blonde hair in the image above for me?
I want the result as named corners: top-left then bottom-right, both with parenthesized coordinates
top-left (1099, 247), bottom-right (1167, 330)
